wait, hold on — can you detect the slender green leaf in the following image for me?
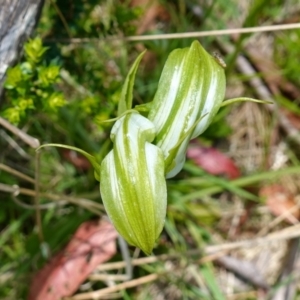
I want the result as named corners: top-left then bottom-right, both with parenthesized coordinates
top-left (221, 97), bottom-right (273, 107)
top-left (182, 165), bottom-right (300, 202)
top-left (200, 262), bottom-right (226, 300)
top-left (36, 143), bottom-right (101, 181)
top-left (118, 50), bottom-right (146, 116)
top-left (0, 211), bottom-right (32, 247)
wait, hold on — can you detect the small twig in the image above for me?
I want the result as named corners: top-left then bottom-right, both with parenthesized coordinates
top-left (117, 236), bottom-right (132, 280)
top-left (0, 163), bottom-right (35, 184)
top-left (46, 23), bottom-right (300, 43)
top-left (97, 253), bottom-right (169, 272)
top-left (11, 193), bottom-right (67, 210)
top-left (96, 223), bottom-right (300, 271)
top-left (72, 223), bottom-right (300, 298)
top-left (76, 293), bottom-right (121, 300)
top-left (0, 117), bottom-right (40, 148)
top-left (34, 151), bottom-right (43, 242)
top-left (0, 129), bottom-right (30, 159)
top-left (206, 223), bottom-right (300, 254)
top-left (65, 273), bottom-right (159, 300)
top-left (0, 183), bottom-right (104, 215)
top-left (88, 274), bottom-right (130, 282)
top-left (257, 203), bottom-right (300, 236)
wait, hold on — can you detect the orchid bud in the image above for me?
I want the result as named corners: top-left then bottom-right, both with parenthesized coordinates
top-left (148, 40), bottom-right (226, 178)
top-left (100, 113), bottom-right (167, 255)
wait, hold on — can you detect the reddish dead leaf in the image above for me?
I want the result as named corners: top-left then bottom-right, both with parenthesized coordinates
top-left (259, 184), bottom-right (299, 224)
top-left (28, 220), bottom-right (118, 300)
top-left (61, 149), bottom-right (91, 171)
top-left (187, 143), bottom-right (240, 179)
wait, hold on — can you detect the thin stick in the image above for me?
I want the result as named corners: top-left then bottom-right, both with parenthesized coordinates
top-left (117, 236), bottom-right (132, 280)
top-left (96, 223), bottom-right (300, 272)
top-left (97, 253), bottom-right (169, 271)
top-left (257, 204), bottom-right (300, 236)
top-left (88, 274), bottom-right (130, 282)
top-left (0, 163), bottom-right (35, 184)
top-left (34, 151), bottom-right (44, 242)
top-left (0, 117), bottom-right (40, 148)
top-left (0, 129), bottom-right (30, 159)
top-left (11, 194), bottom-right (67, 210)
top-left (205, 223), bottom-right (300, 253)
top-left (66, 273), bottom-right (159, 300)
top-left (69, 224), bottom-right (300, 298)
top-left (0, 183), bottom-right (104, 215)
top-left (48, 23), bottom-right (300, 43)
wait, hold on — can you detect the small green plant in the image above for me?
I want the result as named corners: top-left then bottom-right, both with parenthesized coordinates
top-left (2, 37), bottom-right (66, 124)
top-left (37, 41), bottom-right (270, 255)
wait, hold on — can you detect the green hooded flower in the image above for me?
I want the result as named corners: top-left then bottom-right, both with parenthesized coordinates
top-left (100, 113), bottom-right (167, 255)
top-left (148, 40), bottom-right (226, 178)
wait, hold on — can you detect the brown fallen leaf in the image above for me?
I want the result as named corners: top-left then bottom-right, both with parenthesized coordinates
top-left (28, 219), bottom-right (118, 300)
top-left (187, 142), bottom-right (240, 179)
top-left (259, 184), bottom-right (300, 224)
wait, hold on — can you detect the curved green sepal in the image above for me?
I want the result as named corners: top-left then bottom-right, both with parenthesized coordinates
top-left (117, 50), bottom-right (146, 116)
top-left (148, 40), bottom-right (226, 178)
top-left (36, 143), bottom-right (101, 181)
top-left (221, 97), bottom-right (273, 107)
top-left (100, 113), bottom-right (167, 255)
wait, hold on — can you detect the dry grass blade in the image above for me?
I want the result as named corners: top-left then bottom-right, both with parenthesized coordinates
top-left (206, 223), bottom-right (300, 254)
top-left (0, 117), bottom-right (40, 148)
top-left (65, 274), bottom-right (159, 300)
top-left (0, 163), bottom-right (35, 184)
top-left (0, 183), bottom-right (104, 215)
top-left (95, 223), bottom-right (300, 271)
top-left (88, 274), bottom-right (130, 282)
top-left (48, 23), bottom-right (300, 43)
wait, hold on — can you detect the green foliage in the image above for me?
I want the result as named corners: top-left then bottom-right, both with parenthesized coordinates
top-left (39, 0), bottom-right (141, 38)
top-left (274, 30), bottom-right (300, 86)
top-left (2, 38), bottom-right (66, 124)
top-left (1, 0), bottom-right (299, 298)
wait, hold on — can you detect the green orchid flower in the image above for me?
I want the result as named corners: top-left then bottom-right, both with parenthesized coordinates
top-left (100, 112), bottom-right (167, 255)
top-left (36, 40), bottom-right (270, 256)
top-left (148, 40), bottom-right (226, 178)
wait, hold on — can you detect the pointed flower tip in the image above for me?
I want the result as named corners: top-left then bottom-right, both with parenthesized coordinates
top-left (100, 113), bottom-right (167, 255)
top-left (148, 40), bottom-right (226, 178)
